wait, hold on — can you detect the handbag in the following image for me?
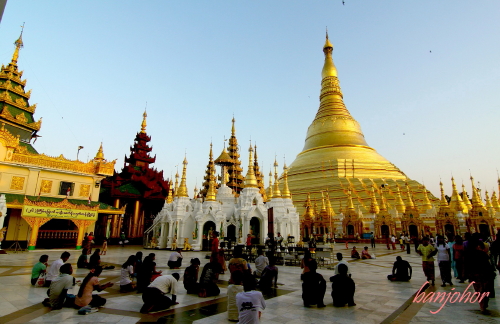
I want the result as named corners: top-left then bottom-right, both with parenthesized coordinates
top-left (35, 273), bottom-right (46, 287)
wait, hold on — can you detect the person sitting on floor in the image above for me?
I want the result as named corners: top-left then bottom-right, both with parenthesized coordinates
top-left (31, 254), bottom-right (49, 286)
top-left (227, 270), bottom-right (244, 322)
top-left (199, 253), bottom-right (222, 297)
top-left (334, 253), bottom-right (351, 277)
top-left (46, 251), bottom-right (71, 287)
top-left (259, 257), bottom-right (279, 291)
top-left (43, 263), bottom-right (75, 309)
top-left (236, 273), bottom-right (266, 323)
top-left (254, 248), bottom-right (269, 278)
top-left (75, 266), bottom-right (113, 309)
top-left (351, 246), bottom-right (360, 259)
top-left (168, 248), bottom-right (183, 269)
top-left (120, 255), bottom-right (136, 292)
top-left (330, 264), bottom-right (356, 307)
top-left (301, 260), bottom-right (326, 308)
top-left (77, 249), bottom-right (90, 269)
top-left (387, 256), bottom-right (412, 281)
top-left (183, 258), bottom-right (201, 294)
top-left (361, 246), bottom-right (372, 259)
top-left (140, 273), bottom-right (180, 314)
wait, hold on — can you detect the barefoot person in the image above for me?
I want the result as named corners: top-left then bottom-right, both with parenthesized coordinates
top-left (140, 273), bottom-right (180, 313)
top-left (417, 237), bottom-right (437, 286)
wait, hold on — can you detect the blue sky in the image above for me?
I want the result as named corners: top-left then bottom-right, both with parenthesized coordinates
top-left (1, 1), bottom-right (499, 199)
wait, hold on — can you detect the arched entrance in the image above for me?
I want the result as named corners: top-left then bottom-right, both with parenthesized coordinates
top-left (347, 224), bottom-right (354, 236)
top-left (203, 221), bottom-right (216, 251)
top-left (408, 224), bottom-right (418, 239)
top-left (38, 219), bottom-right (78, 249)
top-left (479, 223), bottom-right (490, 237)
top-left (444, 223), bottom-right (455, 240)
top-left (250, 217), bottom-right (261, 245)
top-left (381, 224), bottom-right (390, 238)
top-left (227, 224), bottom-right (236, 241)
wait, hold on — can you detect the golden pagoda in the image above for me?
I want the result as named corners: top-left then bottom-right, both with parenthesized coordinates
top-left (227, 118), bottom-right (244, 195)
top-left (285, 32), bottom-right (438, 216)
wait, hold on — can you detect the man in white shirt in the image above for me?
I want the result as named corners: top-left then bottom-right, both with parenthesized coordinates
top-left (44, 263), bottom-right (75, 309)
top-left (236, 275), bottom-right (266, 324)
top-left (167, 248), bottom-right (183, 269)
top-left (45, 251), bottom-right (71, 286)
top-left (334, 253), bottom-right (351, 277)
top-left (254, 249), bottom-right (269, 277)
top-left (140, 273), bottom-right (180, 313)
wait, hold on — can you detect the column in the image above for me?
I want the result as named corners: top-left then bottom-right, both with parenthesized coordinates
top-left (132, 200), bottom-right (141, 238)
top-left (22, 217), bottom-right (51, 251)
top-left (73, 220), bottom-right (96, 249)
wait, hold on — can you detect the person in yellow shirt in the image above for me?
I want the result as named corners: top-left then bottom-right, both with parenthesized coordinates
top-left (417, 237), bottom-right (437, 286)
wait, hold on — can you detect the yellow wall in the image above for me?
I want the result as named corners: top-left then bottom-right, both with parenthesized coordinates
top-left (5, 210), bottom-right (30, 241)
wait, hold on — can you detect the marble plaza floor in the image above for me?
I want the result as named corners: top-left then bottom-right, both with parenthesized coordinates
top-left (0, 244), bottom-right (498, 324)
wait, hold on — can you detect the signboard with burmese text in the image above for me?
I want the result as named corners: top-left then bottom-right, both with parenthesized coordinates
top-left (22, 205), bottom-right (98, 220)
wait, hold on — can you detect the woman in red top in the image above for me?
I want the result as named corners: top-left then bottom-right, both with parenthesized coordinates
top-left (211, 231), bottom-right (226, 274)
top-left (453, 235), bottom-right (465, 283)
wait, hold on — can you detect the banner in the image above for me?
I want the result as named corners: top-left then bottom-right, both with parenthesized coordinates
top-left (22, 205), bottom-right (98, 220)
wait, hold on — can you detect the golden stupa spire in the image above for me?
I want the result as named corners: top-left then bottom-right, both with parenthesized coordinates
top-left (320, 191), bottom-right (327, 211)
top-left (421, 186), bottom-right (433, 211)
top-left (272, 158), bottom-right (282, 198)
top-left (462, 184), bottom-right (472, 211)
top-left (470, 176), bottom-right (484, 207)
top-left (325, 191), bottom-right (334, 216)
top-left (244, 144), bottom-right (258, 188)
top-left (282, 162), bottom-right (291, 198)
top-left (266, 170), bottom-right (273, 202)
top-left (140, 110), bottom-right (147, 134)
top-left (338, 199), bottom-right (344, 214)
top-left (174, 170), bottom-right (179, 197)
top-left (439, 181), bottom-right (449, 207)
top-left (394, 186), bottom-right (406, 213)
top-left (167, 180), bottom-right (174, 203)
top-left (346, 188), bottom-right (355, 210)
top-left (369, 186), bottom-right (380, 214)
top-left (379, 189), bottom-right (388, 211)
top-left (11, 23), bottom-right (24, 65)
top-left (491, 191), bottom-right (500, 212)
top-left (205, 168), bottom-right (217, 201)
top-left (405, 183), bottom-right (415, 209)
top-left (304, 193), bottom-right (315, 220)
top-left (193, 185), bottom-right (198, 198)
top-left (94, 142), bottom-right (104, 161)
top-left (449, 177), bottom-right (466, 213)
top-left (176, 156), bottom-right (189, 197)
top-left (485, 190), bottom-right (493, 209)
top-left (231, 117), bottom-right (236, 136)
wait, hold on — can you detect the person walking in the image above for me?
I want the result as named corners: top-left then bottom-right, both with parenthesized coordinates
top-left (435, 236), bottom-right (453, 287)
top-left (405, 235), bottom-right (411, 254)
top-left (370, 232), bottom-right (375, 248)
top-left (391, 235), bottom-right (397, 250)
top-left (453, 235), bottom-right (465, 282)
top-left (417, 237), bottom-right (437, 286)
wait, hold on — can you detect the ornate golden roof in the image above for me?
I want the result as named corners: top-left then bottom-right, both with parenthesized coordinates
top-left (285, 33), bottom-right (436, 215)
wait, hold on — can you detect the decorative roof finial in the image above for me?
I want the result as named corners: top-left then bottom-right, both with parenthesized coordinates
top-left (12, 23), bottom-right (25, 65)
top-left (140, 109), bottom-right (147, 133)
top-left (94, 142), bottom-right (104, 161)
top-left (176, 157), bottom-right (189, 197)
top-left (244, 143), bottom-right (258, 188)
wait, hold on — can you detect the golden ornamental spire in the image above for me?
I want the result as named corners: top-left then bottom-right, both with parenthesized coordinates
top-left (272, 159), bottom-right (282, 198)
top-left (281, 163), bottom-right (291, 198)
top-left (325, 191), bottom-right (334, 216)
top-left (174, 170), bottom-right (180, 197)
top-left (470, 176), bottom-right (484, 207)
top-left (320, 191), bottom-right (327, 211)
top-left (176, 157), bottom-right (189, 197)
top-left (304, 193), bottom-right (315, 220)
top-left (346, 188), bottom-right (355, 210)
top-left (491, 191), bottom-right (500, 212)
top-left (439, 181), bottom-right (449, 208)
top-left (462, 184), bottom-right (472, 211)
top-left (369, 186), bottom-right (380, 214)
top-left (244, 144), bottom-right (258, 188)
top-left (231, 117), bottom-right (236, 136)
top-left (140, 110), bottom-right (147, 133)
top-left (405, 183), bottom-right (415, 209)
top-left (266, 170), bottom-right (273, 202)
top-left (394, 186), bottom-right (406, 213)
top-left (253, 145), bottom-right (266, 199)
top-left (448, 177), bottom-right (466, 212)
top-left (421, 186), bottom-right (433, 211)
top-left (485, 190), bottom-right (493, 209)
top-left (11, 24), bottom-right (25, 65)
top-left (193, 186), bottom-right (198, 199)
top-left (167, 180), bottom-right (174, 203)
top-left (94, 142), bottom-right (104, 161)
top-left (379, 188), bottom-right (388, 211)
top-left (205, 168), bottom-right (217, 201)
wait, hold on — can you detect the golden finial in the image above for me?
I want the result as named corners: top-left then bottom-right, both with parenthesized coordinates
top-left (324, 27), bottom-right (333, 49)
top-left (346, 188), bottom-right (355, 210)
top-left (193, 185), bottom-right (198, 198)
top-left (405, 183), bottom-right (415, 209)
top-left (421, 185), bottom-right (433, 211)
top-left (322, 30), bottom-right (337, 78)
top-left (491, 191), bottom-right (500, 211)
top-left (11, 23), bottom-right (25, 65)
top-left (272, 158), bottom-right (282, 198)
top-left (176, 156), bottom-right (189, 197)
top-left (439, 181), bottom-right (448, 207)
top-left (449, 177), bottom-right (466, 213)
top-left (205, 168), bottom-right (217, 201)
top-left (167, 179), bottom-right (174, 203)
top-left (325, 191), bottom-right (334, 216)
top-left (394, 185), bottom-right (406, 213)
top-left (369, 186), bottom-right (380, 214)
top-left (282, 162), bottom-right (291, 199)
top-left (470, 176), bottom-right (484, 207)
top-left (320, 191), bottom-right (327, 211)
top-left (174, 168), bottom-right (180, 196)
top-left (231, 117), bottom-right (236, 136)
top-left (379, 187), bottom-right (388, 211)
top-left (140, 109), bottom-right (147, 133)
top-left (266, 170), bottom-right (273, 202)
top-left (94, 142), bottom-right (104, 161)
top-left (244, 143), bottom-right (258, 188)
top-left (462, 183), bottom-right (472, 211)
top-left (485, 190), bottom-right (493, 209)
